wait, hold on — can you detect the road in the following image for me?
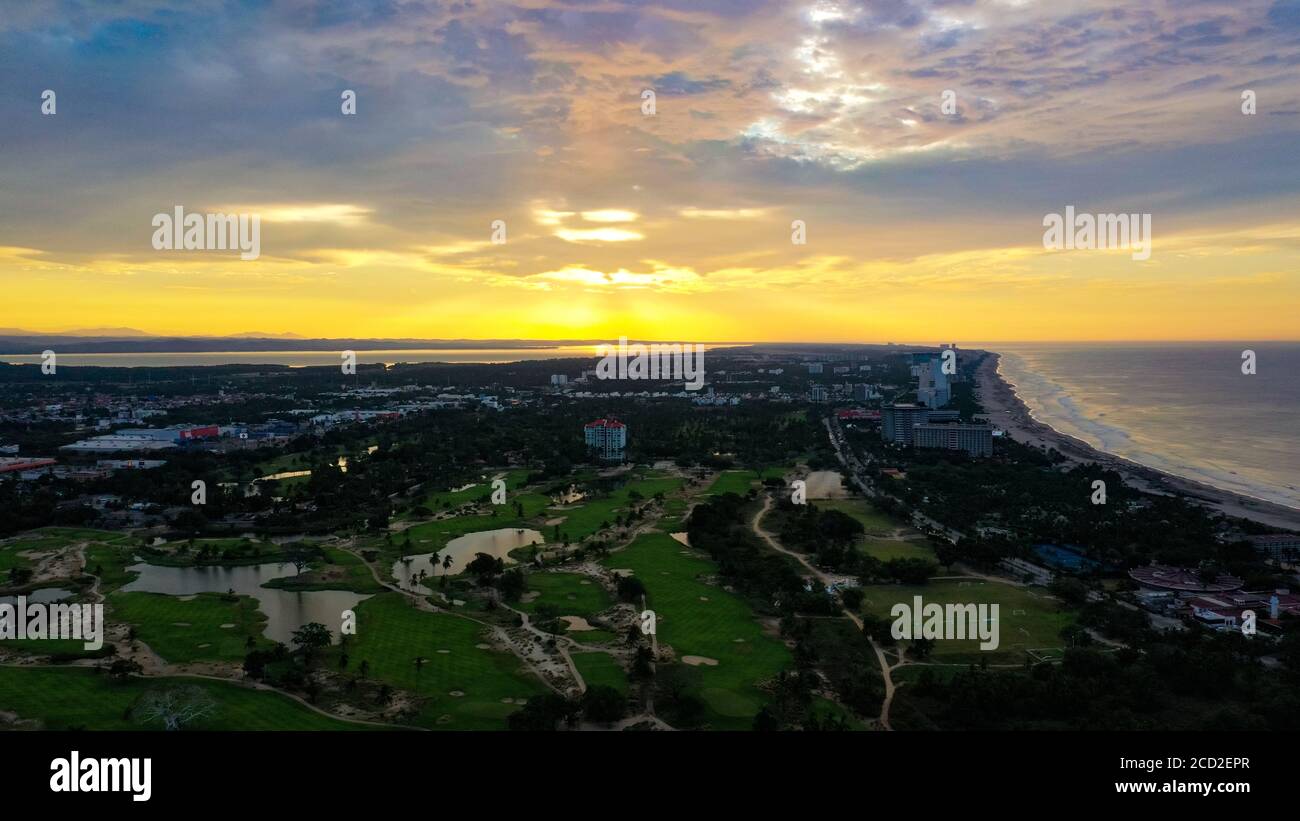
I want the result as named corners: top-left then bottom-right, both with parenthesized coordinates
top-left (750, 494), bottom-right (897, 731)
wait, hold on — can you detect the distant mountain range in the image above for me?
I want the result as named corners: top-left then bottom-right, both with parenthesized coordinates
top-left (0, 330), bottom-right (629, 354)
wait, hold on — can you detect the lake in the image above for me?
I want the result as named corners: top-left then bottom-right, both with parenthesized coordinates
top-left (119, 562), bottom-right (369, 645)
top-left (393, 527), bottom-right (544, 592)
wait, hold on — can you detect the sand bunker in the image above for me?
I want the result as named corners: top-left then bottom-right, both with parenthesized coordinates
top-left (475, 643), bottom-right (491, 650)
top-left (699, 596), bottom-right (709, 602)
top-left (520, 592), bottom-right (541, 603)
top-left (560, 616), bottom-right (594, 631)
top-left (449, 690), bottom-right (464, 697)
top-left (682, 656), bottom-right (719, 666)
top-left (436, 649), bottom-right (451, 654)
top-left (219, 623), bottom-right (235, 628)
top-left (544, 517), bottom-right (566, 526)
top-left (670, 533), bottom-right (691, 547)
top-left (172, 622), bottom-right (191, 627)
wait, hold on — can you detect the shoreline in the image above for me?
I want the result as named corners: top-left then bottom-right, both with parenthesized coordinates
top-left (974, 350), bottom-right (1300, 532)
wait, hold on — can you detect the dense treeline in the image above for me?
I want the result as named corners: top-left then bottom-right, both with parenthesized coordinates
top-left (686, 493), bottom-right (837, 615)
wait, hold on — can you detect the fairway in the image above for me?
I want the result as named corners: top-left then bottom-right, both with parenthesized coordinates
top-left (550, 475), bottom-right (684, 541)
top-left (705, 470), bottom-right (760, 496)
top-left (858, 579), bottom-right (1073, 664)
top-left (0, 666), bottom-right (367, 730)
top-left (601, 532), bottom-right (790, 729)
top-left (109, 591), bottom-right (272, 663)
top-left (516, 572), bottom-right (612, 618)
top-left (337, 593), bottom-right (548, 729)
top-left (573, 652), bottom-right (629, 694)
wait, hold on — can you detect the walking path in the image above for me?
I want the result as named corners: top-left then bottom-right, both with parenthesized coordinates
top-left (750, 494), bottom-right (896, 731)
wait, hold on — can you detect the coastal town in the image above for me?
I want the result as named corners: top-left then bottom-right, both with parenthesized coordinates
top-left (2, 342), bottom-right (1297, 733)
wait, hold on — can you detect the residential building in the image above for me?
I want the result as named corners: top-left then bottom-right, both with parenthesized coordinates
top-left (913, 422), bottom-right (993, 457)
top-left (584, 418), bottom-right (627, 462)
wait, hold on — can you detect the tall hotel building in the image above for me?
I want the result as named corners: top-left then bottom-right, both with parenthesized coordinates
top-left (584, 418), bottom-right (627, 462)
top-left (882, 405), bottom-right (961, 445)
top-left (912, 423), bottom-right (993, 457)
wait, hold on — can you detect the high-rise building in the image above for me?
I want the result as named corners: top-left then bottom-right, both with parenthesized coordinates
top-left (882, 405), bottom-right (962, 445)
top-left (882, 404), bottom-right (929, 445)
top-left (916, 358), bottom-right (951, 408)
top-left (810, 385), bottom-right (829, 402)
top-left (583, 418), bottom-right (627, 462)
top-left (913, 423), bottom-right (993, 457)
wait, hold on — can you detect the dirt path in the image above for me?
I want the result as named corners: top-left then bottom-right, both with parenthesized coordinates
top-left (750, 494), bottom-right (896, 731)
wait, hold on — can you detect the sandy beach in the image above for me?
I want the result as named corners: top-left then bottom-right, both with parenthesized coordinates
top-left (975, 351), bottom-right (1300, 532)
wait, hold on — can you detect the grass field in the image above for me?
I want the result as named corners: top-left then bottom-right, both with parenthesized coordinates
top-left (109, 591), bottom-right (273, 662)
top-left (601, 532), bottom-right (790, 729)
top-left (0, 666), bottom-right (367, 730)
top-left (858, 536), bottom-right (936, 563)
top-left (0, 545), bottom-right (33, 574)
top-left (265, 546), bottom-right (385, 593)
top-left (516, 572), bottom-right (612, 618)
top-left (85, 541), bottom-right (140, 592)
top-left (705, 470), bottom-right (761, 496)
top-left (815, 499), bottom-right (901, 535)
top-left (333, 593), bottom-right (547, 729)
top-left (569, 629), bottom-right (620, 646)
top-left (858, 578), bottom-right (1073, 664)
top-left (573, 652), bottom-right (629, 694)
top-left (417, 468), bottom-right (532, 513)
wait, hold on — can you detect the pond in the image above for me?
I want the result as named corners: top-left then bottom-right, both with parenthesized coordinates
top-left (120, 562), bottom-right (369, 645)
top-left (0, 587), bottom-right (75, 607)
top-left (393, 527), bottom-right (544, 592)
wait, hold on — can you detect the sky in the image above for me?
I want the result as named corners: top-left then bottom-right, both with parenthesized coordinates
top-left (1, 0), bottom-right (1298, 343)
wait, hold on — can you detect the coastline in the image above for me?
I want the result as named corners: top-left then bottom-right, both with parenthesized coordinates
top-left (974, 350), bottom-right (1300, 532)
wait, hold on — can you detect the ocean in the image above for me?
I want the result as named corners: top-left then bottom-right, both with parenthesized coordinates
top-left (991, 342), bottom-right (1300, 511)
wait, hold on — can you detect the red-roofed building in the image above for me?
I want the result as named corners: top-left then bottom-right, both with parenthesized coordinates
top-left (0, 457), bottom-right (57, 476)
top-left (584, 418), bottom-right (627, 462)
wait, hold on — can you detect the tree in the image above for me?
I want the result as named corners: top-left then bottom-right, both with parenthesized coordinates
top-left (581, 685), bottom-right (626, 724)
top-left (133, 686), bottom-right (216, 731)
top-left (282, 542), bottom-right (319, 576)
top-left (615, 574), bottom-right (646, 603)
top-left (507, 693), bottom-right (576, 730)
top-left (291, 622), bottom-right (332, 665)
top-left (498, 568), bottom-right (526, 601)
top-left (466, 552), bottom-right (504, 584)
top-left (107, 658), bottom-right (143, 679)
